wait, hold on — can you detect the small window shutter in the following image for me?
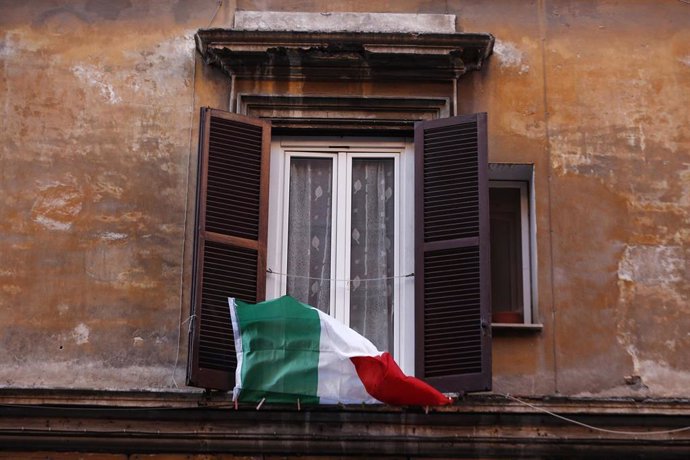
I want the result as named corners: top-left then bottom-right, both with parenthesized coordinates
top-left (187, 108), bottom-right (270, 391)
top-left (414, 113), bottom-right (491, 393)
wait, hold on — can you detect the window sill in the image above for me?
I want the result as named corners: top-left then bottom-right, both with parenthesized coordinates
top-left (492, 322), bottom-right (543, 332)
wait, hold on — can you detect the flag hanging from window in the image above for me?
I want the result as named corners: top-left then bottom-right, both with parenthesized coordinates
top-left (229, 295), bottom-right (451, 406)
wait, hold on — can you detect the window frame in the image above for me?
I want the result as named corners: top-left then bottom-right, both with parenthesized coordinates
top-left (488, 163), bottom-right (540, 329)
top-left (266, 138), bottom-right (416, 373)
top-left (188, 110), bottom-right (492, 393)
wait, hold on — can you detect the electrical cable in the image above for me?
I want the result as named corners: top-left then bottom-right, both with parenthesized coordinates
top-left (266, 268), bottom-right (414, 283)
top-left (207, 0), bottom-right (223, 29)
top-left (499, 393), bottom-right (690, 436)
top-left (1, 396), bottom-right (689, 437)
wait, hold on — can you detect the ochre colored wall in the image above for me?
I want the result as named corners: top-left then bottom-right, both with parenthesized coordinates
top-left (0, 0), bottom-right (227, 389)
top-left (1, 0), bottom-right (688, 397)
top-left (455, 0), bottom-right (690, 396)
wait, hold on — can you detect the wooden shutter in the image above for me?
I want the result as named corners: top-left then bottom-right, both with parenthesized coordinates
top-left (187, 108), bottom-right (270, 391)
top-left (414, 113), bottom-right (491, 393)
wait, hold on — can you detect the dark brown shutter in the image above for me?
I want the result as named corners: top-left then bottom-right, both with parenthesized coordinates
top-left (414, 113), bottom-right (491, 393)
top-left (187, 108), bottom-right (270, 390)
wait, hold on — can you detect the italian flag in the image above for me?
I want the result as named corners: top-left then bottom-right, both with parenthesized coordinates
top-left (229, 295), bottom-right (451, 406)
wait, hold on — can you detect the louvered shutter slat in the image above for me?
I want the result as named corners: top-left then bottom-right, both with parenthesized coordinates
top-left (415, 113), bottom-right (491, 393)
top-left (187, 108), bottom-right (270, 391)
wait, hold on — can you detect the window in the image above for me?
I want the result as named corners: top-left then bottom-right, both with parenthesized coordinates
top-left (187, 109), bottom-right (491, 394)
top-left (265, 140), bottom-right (416, 371)
top-left (488, 164), bottom-right (538, 327)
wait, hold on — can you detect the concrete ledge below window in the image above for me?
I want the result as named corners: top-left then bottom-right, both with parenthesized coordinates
top-left (0, 389), bottom-right (688, 457)
top-left (492, 322), bottom-right (544, 332)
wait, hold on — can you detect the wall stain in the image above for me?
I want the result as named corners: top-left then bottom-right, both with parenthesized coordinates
top-left (85, 0), bottom-right (132, 21)
top-left (32, 7), bottom-right (89, 28)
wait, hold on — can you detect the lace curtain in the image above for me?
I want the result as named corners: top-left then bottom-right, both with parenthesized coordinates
top-left (349, 158), bottom-right (394, 351)
top-left (286, 156), bottom-right (394, 352)
top-left (286, 158), bottom-right (333, 312)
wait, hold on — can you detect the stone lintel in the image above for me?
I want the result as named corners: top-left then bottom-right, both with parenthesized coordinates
top-left (234, 11), bottom-right (457, 34)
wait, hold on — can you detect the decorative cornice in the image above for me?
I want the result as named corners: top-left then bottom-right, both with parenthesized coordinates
top-left (195, 29), bottom-right (494, 81)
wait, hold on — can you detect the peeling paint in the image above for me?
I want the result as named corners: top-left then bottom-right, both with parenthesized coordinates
top-left (637, 359), bottom-right (690, 396)
top-left (30, 185), bottom-right (83, 231)
top-left (72, 64), bottom-right (122, 104)
top-left (120, 35), bottom-right (195, 100)
top-left (0, 30), bottom-right (44, 57)
top-left (622, 343), bottom-right (642, 376)
top-left (72, 323), bottom-right (90, 345)
top-left (116, 269), bottom-right (159, 289)
top-left (664, 339), bottom-right (677, 351)
top-left (618, 245), bottom-right (685, 284)
top-left (93, 173), bottom-right (126, 200)
top-left (99, 232), bottom-right (128, 241)
top-left (493, 40), bottom-right (530, 74)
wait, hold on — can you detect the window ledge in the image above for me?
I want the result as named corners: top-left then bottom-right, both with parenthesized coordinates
top-left (492, 322), bottom-right (543, 332)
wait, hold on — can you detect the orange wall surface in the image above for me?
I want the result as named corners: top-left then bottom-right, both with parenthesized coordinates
top-left (1, 0), bottom-right (688, 398)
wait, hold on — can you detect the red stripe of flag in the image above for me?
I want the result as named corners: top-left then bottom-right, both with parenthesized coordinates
top-left (350, 352), bottom-right (452, 406)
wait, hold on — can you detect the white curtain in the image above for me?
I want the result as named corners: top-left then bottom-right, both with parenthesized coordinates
top-left (286, 156), bottom-right (395, 351)
top-left (286, 158), bottom-right (333, 313)
top-left (349, 158), bottom-right (395, 351)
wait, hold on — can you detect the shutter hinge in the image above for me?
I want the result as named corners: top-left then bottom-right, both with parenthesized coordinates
top-left (480, 318), bottom-right (490, 336)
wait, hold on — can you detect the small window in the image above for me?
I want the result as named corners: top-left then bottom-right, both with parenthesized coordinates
top-left (489, 164), bottom-right (537, 326)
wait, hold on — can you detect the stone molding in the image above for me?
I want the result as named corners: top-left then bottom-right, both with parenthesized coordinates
top-left (195, 29), bottom-right (494, 81)
top-left (0, 390), bottom-right (688, 456)
top-left (233, 11), bottom-right (457, 34)
top-left (236, 94), bottom-right (451, 131)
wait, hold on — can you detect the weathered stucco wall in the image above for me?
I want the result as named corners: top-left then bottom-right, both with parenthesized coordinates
top-left (0, 0), bottom-right (226, 389)
top-left (1, 0), bottom-right (688, 398)
top-left (455, 0), bottom-right (690, 397)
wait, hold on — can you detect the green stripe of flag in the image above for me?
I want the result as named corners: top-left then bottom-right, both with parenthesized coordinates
top-left (235, 297), bottom-right (321, 404)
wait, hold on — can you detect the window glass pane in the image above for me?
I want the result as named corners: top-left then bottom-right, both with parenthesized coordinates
top-left (489, 186), bottom-right (524, 322)
top-left (287, 157), bottom-right (333, 313)
top-left (349, 158), bottom-right (395, 351)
